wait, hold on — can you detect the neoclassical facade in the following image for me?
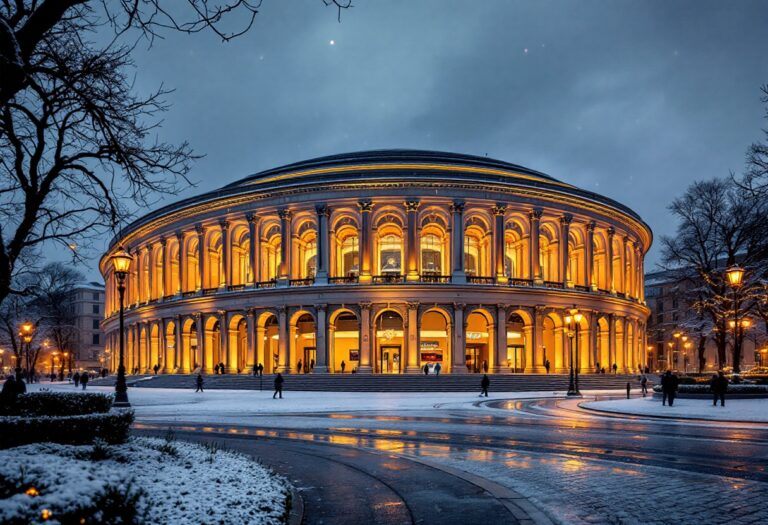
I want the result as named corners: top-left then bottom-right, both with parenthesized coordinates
top-left (100, 150), bottom-right (652, 375)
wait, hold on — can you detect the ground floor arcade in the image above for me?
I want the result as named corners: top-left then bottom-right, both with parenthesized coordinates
top-left (106, 303), bottom-right (647, 375)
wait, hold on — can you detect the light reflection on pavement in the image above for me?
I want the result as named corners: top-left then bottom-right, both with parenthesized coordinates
top-left (136, 397), bottom-right (768, 524)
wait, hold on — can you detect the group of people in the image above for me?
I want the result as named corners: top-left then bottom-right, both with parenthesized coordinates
top-left (659, 370), bottom-right (730, 407)
top-left (423, 363), bottom-right (442, 375)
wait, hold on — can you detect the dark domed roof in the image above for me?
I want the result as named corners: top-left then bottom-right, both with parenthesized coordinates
top-left (226, 149), bottom-right (563, 189)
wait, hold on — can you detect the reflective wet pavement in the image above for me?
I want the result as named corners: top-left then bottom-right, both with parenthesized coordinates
top-left (136, 397), bottom-right (768, 524)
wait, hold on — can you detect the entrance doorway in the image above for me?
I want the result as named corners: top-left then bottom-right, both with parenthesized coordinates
top-left (466, 345), bottom-right (488, 373)
top-left (303, 347), bottom-right (316, 373)
top-left (380, 345), bottom-right (401, 374)
top-left (507, 345), bottom-right (524, 373)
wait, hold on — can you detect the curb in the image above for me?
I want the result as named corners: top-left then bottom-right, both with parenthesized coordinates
top-left (577, 401), bottom-right (768, 425)
top-left (397, 454), bottom-right (555, 525)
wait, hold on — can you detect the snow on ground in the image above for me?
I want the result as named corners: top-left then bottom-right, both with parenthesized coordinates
top-left (583, 395), bottom-right (768, 422)
top-left (0, 437), bottom-right (289, 525)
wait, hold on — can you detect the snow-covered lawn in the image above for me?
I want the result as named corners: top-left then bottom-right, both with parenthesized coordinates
top-left (582, 396), bottom-right (768, 423)
top-left (0, 437), bottom-right (289, 525)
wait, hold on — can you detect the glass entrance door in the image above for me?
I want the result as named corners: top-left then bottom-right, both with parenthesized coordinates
top-left (380, 345), bottom-right (401, 374)
top-left (303, 347), bottom-right (316, 373)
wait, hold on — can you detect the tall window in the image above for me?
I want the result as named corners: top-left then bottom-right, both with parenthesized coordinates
top-left (464, 233), bottom-right (480, 275)
top-left (420, 233), bottom-right (442, 274)
top-left (379, 232), bottom-right (403, 274)
top-left (339, 234), bottom-right (359, 276)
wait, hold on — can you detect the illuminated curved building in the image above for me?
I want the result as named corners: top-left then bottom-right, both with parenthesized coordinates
top-left (100, 150), bottom-right (652, 375)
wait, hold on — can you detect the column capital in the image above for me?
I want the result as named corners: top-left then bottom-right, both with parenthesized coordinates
top-left (278, 208), bottom-right (292, 220)
top-left (586, 220), bottom-right (596, 233)
top-left (360, 302), bottom-right (373, 310)
top-left (491, 203), bottom-right (507, 216)
top-left (314, 303), bottom-right (328, 312)
top-left (453, 302), bottom-right (466, 311)
top-left (450, 201), bottom-right (465, 213)
top-left (217, 309), bottom-right (227, 318)
top-left (607, 226), bottom-right (616, 237)
top-left (315, 204), bottom-right (331, 217)
top-left (246, 212), bottom-right (259, 224)
top-left (529, 208), bottom-right (543, 220)
top-left (406, 301), bottom-right (419, 310)
top-left (404, 200), bottom-right (420, 212)
top-left (195, 224), bottom-right (205, 236)
top-left (219, 220), bottom-right (230, 231)
top-left (175, 230), bottom-right (184, 242)
top-left (560, 213), bottom-right (573, 225)
top-left (358, 200), bottom-right (374, 212)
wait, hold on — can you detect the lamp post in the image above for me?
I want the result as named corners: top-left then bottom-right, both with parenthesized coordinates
top-left (683, 341), bottom-right (692, 374)
top-left (19, 321), bottom-right (34, 380)
top-left (60, 352), bottom-right (68, 380)
top-left (111, 246), bottom-right (133, 408)
top-left (725, 264), bottom-right (745, 374)
top-left (672, 331), bottom-right (682, 371)
top-left (50, 351), bottom-right (58, 379)
top-left (666, 341), bottom-right (674, 370)
top-left (565, 305), bottom-right (583, 396)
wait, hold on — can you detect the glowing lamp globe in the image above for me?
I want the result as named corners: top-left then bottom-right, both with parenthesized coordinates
top-left (725, 265), bottom-right (745, 288)
top-left (110, 247), bottom-right (133, 278)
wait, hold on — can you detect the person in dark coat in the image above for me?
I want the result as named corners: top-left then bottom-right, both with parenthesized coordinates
top-left (660, 371), bottom-right (678, 406)
top-left (544, 359), bottom-right (551, 374)
top-left (257, 363), bottom-right (264, 377)
top-left (214, 363), bottom-right (220, 375)
top-left (711, 371), bottom-right (728, 407)
top-left (73, 371), bottom-right (80, 387)
top-left (435, 362), bottom-right (441, 376)
top-left (80, 373), bottom-right (89, 390)
top-left (273, 373), bottom-right (284, 399)
top-left (612, 363), bottom-right (618, 374)
top-left (340, 360), bottom-right (346, 373)
top-left (253, 363), bottom-right (259, 377)
top-left (423, 363), bottom-right (429, 375)
top-left (195, 373), bottom-right (204, 393)
top-left (153, 364), bottom-right (159, 375)
top-left (480, 374), bottom-right (490, 397)
top-left (219, 362), bottom-right (226, 374)
top-left (640, 374), bottom-right (648, 397)
top-left (1, 376), bottom-right (18, 407)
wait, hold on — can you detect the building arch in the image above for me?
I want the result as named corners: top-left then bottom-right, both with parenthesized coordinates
top-left (464, 217), bottom-right (491, 277)
top-left (164, 320), bottom-right (176, 372)
top-left (329, 308), bottom-right (360, 372)
top-left (331, 215), bottom-right (360, 278)
top-left (229, 224), bottom-right (251, 286)
top-left (506, 310), bottom-right (530, 372)
top-left (260, 220), bottom-right (281, 281)
top-left (203, 228), bottom-right (224, 289)
top-left (419, 307), bottom-right (452, 372)
top-left (465, 307), bottom-right (494, 372)
top-left (227, 313), bottom-right (248, 372)
top-left (183, 234), bottom-right (200, 292)
top-left (204, 315), bottom-right (221, 373)
top-left (373, 308), bottom-right (405, 374)
top-left (290, 310), bottom-right (316, 373)
top-left (374, 213), bottom-right (405, 276)
top-left (256, 310), bottom-right (280, 373)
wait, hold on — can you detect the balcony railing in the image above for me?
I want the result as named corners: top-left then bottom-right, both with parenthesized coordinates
top-left (289, 278), bottom-right (315, 287)
top-left (373, 274), bottom-right (405, 284)
top-left (227, 284), bottom-right (246, 292)
top-left (467, 276), bottom-right (495, 285)
top-left (254, 280), bottom-right (276, 289)
top-left (509, 278), bottom-right (533, 287)
top-left (543, 280), bottom-right (564, 289)
top-left (181, 291), bottom-right (197, 298)
top-left (329, 275), bottom-right (359, 284)
top-left (201, 287), bottom-right (218, 296)
top-left (419, 274), bottom-right (451, 283)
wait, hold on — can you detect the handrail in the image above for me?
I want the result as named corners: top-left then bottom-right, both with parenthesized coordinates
top-left (372, 274), bottom-right (405, 284)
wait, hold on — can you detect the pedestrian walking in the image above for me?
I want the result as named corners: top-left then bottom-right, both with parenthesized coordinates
top-left (423, 363), bottom-right (429, 375)
top-left (253, 364), bottom-right (259, 376)
top-left (595, 362), bottom-right (601, 374)
top-left (310, 359), bottom-right (315, 372)
top-left (297, 360), bottom-right (303, 374)
top-left (711, 371), bottom-right (728, 407)
top-left (219, 362), bottom-right (226, 374)
top-left (340, 360), bottom-right (346, 373)
top-left (435, 362), bottom-right (442, 376)
top-left (480, 374), bottom-right (490, 397)
top-left (257, 363), bottom-right (264, 377)
top-left (214, 363), bottom-right (220, 375)
top-left (73, 371), bottom-right (80, 387)
top-left (80, 373), bottom-right (89, 390)
top-left (626, 382), bottom-right (631, 399)
top-left (153, 364), bottom-right (159, 375)
top-left (612, 363), bottom-right (618, 374)
top-left (660, 370), bottom-right (678, 406)
top-left (273, 372), bottom-right (284, 399)
top-left (640, 374), bottom-right (648, 397)
top-left (195, 373), bottom-right (204, 393)
top-left (544, 359), bottom-right (551, 374)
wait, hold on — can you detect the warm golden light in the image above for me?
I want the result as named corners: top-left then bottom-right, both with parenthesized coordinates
top-left (25, 487), bottom-right (39, 497)
top-left (725, 264), bottom-right (745, 287)
top-left (110, 246), bottom-right (133, 276)
top-left (673, 331), bottom-right (681, 339)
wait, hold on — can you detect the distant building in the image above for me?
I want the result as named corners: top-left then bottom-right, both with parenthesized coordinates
top-left (71, 281), bottom-right (105, 371)
top-left (645, 269), bottom-right (762, 372)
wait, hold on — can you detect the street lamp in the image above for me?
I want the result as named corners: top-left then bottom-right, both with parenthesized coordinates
top-left (50, 351), bottom-right (58, 379)
top-left (19, 322), bottom-right (34, 380)
top-left (683, 341), bottom-right (692, 374)
top-left (110, 246), bottom-right (133, 408)
top-left (725, 264), bottom-right (745, 373)
top-left (564, 305), bottom-right (583, 396)
top-left (60, 352), bottom-right (68, 380)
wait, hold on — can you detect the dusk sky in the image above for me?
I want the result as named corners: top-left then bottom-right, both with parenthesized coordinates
top-left (75, 1), bottom-right (768, 279)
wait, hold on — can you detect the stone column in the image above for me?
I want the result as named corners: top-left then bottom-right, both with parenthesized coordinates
top-left (526, 306), bottom-right (546, 372)
top-left (585, 221), bottom-right (595, 290)
top-left (146, 244), bottom-right (155, 300)
top-left (406, 302), bottom-right (419, 373)
top-left (315, 304), bottom-right (328, 373)
top-left (277, 307), bottom-right (289, 372)
top-left (246, 214), bottom-right (259, 284)
top-left (638, 246), bottom-right (645, 302)
top-left (316, 205), bottom-right (330, 284)
top-left (134, 248), bottom-right (143, 304)
top-left (195, 314), bottom-right (205, 372)
top-left (608, 313), bottom-right (616, 370)
top-left (607, 227), bottom-right (615, 293)
top-left (405, 200), bottom-right (420, 281)
top-left (451, 303), bottom-right (467, 373)
top-left (158, 319), bottom-right (168, 372)
top-left (195, 225), bottom-right (205, 290)
top-left (560, 214), bottom-right (572, 287)
top-left (358, 303), bottom-right (373, 373)
top-left (495, 304), bottom-right (507, 373)
top-left (175, 231), bottom-right (184, 295)
top-left (529, 209), bottom-right (543, 284)
top-left (220, 221), bottom-right (230, 288)
top-left (246, 309), bottom-right (256, 370)
top-left (492, 205), bottom-right (507, 283)
top-left (278, 209), bottom-right (292, 286)
top-left (158, 238), bottom-right (166, 298)
top-left (450, 202), bottom-right (466, 283)
top-left (174, 315), bottom-right (183, 373)
top-left (358, 200), bottom-right (373, 283)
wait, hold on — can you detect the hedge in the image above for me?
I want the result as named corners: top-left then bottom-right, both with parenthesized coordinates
top-left (0, 411), bottom-right (134, 449)
top-left (652, 384), bottom-right (768, 394)
top-left (0, 392), bottom-right (113, 417)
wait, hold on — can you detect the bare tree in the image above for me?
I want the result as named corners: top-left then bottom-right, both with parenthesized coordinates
top-left (743, 84), bottom-right (768, 196)
top-left (662, 178), bottom-right (768, 372)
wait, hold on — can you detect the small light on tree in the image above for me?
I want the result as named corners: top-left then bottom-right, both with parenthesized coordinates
top-left (25, 487), bottom-right (39, 497)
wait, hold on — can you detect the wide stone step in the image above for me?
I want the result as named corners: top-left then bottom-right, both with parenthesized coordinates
top-left (89, 373), bottom-right (644, 392)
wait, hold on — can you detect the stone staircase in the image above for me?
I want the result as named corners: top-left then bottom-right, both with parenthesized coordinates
top-left (90, 373), bottom-right (645, 392)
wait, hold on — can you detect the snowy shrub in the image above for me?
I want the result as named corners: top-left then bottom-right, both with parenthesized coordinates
top-left (0, 411), bottom-right (134, 449)
top-left (0, 392), bottom-right (113, 417)
top-left (652, 384), bottom-right (768, 394)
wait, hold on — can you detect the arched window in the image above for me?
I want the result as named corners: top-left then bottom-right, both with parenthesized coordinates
top-left (420, 233), bottom-right (443, 274)
top-left (464, 223), bottom-right (488, 276)
top-left (261, 224), bottom-right (281, 281)
top-left (377, 223), bottom-right (403, 275)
